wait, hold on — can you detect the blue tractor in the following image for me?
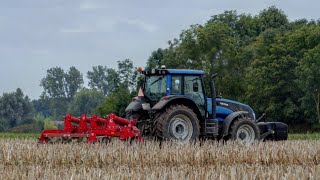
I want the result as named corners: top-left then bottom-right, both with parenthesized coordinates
top-left (125, 67), bottom-right (288, 143)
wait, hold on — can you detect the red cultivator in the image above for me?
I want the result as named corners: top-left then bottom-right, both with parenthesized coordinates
top-left (38, 113), bottom-right (141, 143)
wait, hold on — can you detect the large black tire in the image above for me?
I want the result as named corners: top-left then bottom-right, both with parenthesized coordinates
top-left (126, 111), bottom-right (140, 121)
top-left (154, 105), bottom-right (200, 142)
top-left (230, 117), bottom-right (260, 143)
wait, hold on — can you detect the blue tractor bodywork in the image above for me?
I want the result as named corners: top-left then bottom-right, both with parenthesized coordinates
top-left (208, 98), bottom-right (256, 122)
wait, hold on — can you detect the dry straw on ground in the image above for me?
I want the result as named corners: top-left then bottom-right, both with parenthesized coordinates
top-left (1, 139), bottom-right (320, 179)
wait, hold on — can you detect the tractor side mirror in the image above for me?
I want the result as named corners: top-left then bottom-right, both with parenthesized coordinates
top-left (193, 82), bottom-right (199, 92)
top-left (211, 73), bottom-right (218, 79)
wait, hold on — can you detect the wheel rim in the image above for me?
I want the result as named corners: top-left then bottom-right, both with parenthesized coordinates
top-left (169, 114), bottom-right (193, 141)
top-left (236, 124), bottom-right (256, 143)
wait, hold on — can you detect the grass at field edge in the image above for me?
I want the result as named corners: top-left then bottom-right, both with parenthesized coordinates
top-left (288, 133), bottom-right (320, 140)
top-left (0, 133), bottom-right (40, 139)
top-left (0, 133), bottom-right (319, 140)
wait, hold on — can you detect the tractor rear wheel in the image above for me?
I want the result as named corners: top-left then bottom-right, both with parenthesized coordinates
top-left (230, 118), bottom-right (260, 144)
top-left (154, 105), bottom-right (200, 142)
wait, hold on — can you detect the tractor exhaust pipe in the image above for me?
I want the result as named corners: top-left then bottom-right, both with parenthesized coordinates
top-left (210, 74), bottom-right (218, 119)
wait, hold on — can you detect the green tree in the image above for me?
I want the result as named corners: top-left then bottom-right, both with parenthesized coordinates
top-left (87, 65), bottom-right (108, 95)
top-left (98, 86), bottom-right (132, 117)
top-left (65, 66), bottom-right (84, 99)
top-left (40, 67), bottom-right (66, 98)
top-left (49, 97), bottom-right (69, 120)
top-left (147, 48), bottom-right (165, 69)
top-left (0, 117), bottom-right (9, 132)
top-left (32, 94), bottom-right (51, 117)
top-left (0, 88), bottom-right (34, 127)
top-left (117, 59), bottom-right (138, 91)
top-left (106, 68), bottom-right (120, 93)
top-left (297, 45), bottom-right (320, 124)
top-left (87, 66), bottom-right (119, 95)
top-left (40, 66), bottom-right (83, 119)
top-left (68, 89), bottom-right (105, 116)
top-left (41, 66), bottom-right (83, 99)
top-left (245, 29), bottom-right (301, 123)
top-left (256, 6), bottom-right (289, 33)
top-left (159, 16), bottom-right (245, 99)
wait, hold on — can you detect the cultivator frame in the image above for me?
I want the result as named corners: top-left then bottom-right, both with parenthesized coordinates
top-left (38, 113), bottom-right (141, 143)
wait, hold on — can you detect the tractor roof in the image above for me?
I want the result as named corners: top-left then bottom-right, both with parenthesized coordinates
top-left (166, 69), bottom-right (205, 75)
top-left (142, 68), bottom-right (205, 76)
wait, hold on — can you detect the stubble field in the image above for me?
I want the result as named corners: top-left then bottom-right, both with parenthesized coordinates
top-left (1, 139), bottom-right (320, 179)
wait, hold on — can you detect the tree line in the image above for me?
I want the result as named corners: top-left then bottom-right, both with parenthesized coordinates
top-left (0, 59), bottom-right (137, 132)
top-left (0, 6), bottom-right (319, 133)
top-left (146, 6), bottom-right (320, 130)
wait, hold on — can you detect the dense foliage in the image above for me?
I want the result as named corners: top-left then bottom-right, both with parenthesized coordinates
top-left (0, 7), bottom-right (319, 132)
top-left (0, 88), bottom-right (34, 130)
top-left (147, 6), bottom-right (320, 127)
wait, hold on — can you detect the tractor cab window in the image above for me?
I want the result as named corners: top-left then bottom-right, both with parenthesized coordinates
top-left (171, 76), bottom-right (182, 95)
top-left (144, 75), bottom-right (167, 101)
top-left (184, 76), bottom-right (205, 108)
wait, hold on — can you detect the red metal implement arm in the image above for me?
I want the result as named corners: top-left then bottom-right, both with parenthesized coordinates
top-left (38, 113), bottom-right (141, 144)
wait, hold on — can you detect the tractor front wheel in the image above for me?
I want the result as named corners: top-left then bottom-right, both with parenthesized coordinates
top-left (154, 105), bottom-right (200, 142)
top-left (230, 118), bottom-right (260, 144)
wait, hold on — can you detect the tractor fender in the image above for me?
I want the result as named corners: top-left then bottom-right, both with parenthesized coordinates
top-left (222, 111), bottom-right (249, 137)
top-left (152, 96), bottom-right (202, 118)
top-left (125, 97), bottom-right (142, 112)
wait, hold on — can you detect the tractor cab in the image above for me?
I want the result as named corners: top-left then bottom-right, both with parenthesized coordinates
top-left (141, 68), bottom-right (206, 115)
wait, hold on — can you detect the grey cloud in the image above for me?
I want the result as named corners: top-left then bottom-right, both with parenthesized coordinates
top-left (79, 1), bottom-right (102, 10)
top-left (60, 17), bottom-right (157, 34)
top-left (125, 19), bottom-right (158, 33)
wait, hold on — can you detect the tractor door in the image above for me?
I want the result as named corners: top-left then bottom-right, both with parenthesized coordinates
top-left (184, 76), bottom-right (206, 116)
top-left (171, 75), bottom-right (183, 95)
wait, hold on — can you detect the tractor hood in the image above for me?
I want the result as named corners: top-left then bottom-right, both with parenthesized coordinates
top-left (216, 98), bottom-right (256, 120)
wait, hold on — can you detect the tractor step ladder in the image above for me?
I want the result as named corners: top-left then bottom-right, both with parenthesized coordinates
top-left (205, 119), bottom-right (219, 137)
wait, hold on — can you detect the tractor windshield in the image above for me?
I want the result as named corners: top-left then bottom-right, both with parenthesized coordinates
top-left (144, 75), bottom-right (167, 101)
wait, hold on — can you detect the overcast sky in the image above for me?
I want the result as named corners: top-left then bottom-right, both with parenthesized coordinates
top-left (0, 0), bottom-right (319, 99)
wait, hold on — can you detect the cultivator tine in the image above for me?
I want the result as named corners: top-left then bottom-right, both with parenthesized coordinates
top-left (38, 113), bottom-right (141, 144)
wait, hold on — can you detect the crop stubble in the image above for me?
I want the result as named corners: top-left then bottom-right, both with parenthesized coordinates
top-left (0, 139), bottom-right (320, 179)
